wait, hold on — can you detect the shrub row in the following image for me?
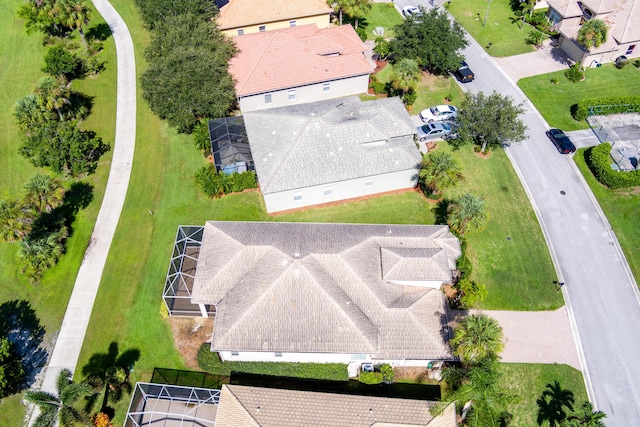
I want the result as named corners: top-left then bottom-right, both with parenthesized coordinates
top-left (197, 344), bottom-right (349, 381)
top-left (572, 96), bottom-right (640, 121)
top-left (586, 143), bottom-right (640, 188)
top-left (194, 166), bottom-right (257, 198)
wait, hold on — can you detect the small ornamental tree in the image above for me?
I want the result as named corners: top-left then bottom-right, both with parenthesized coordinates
top-left (447, 193), bottom-right (487, 236)
top-left (454, 90), bottom-right (527, 153)
top-left (390, 58), bottom-right (421, 104)
top-left (42, 45), bottom-right (86, 80)
top-left (418, 151), bottom-right (463, 196)
top-left (450, 314), bottom-right (504, 366)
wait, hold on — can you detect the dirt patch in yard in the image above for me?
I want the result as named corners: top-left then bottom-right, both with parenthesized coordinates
top-left (394, 366), bottom-right (439, 384)
top-left (169, 317), bottom-right (213, 369)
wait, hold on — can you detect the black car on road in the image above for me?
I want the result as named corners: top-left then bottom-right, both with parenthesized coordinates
top-left (546, 128), bottom-right (576, 154)
top-left (454, 61), bottom-right (474, 83)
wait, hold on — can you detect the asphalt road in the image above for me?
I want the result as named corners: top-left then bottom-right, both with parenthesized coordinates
top-left (460, 28), bottom-right (640, 426)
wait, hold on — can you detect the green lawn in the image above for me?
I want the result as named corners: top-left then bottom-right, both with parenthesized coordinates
top-left (501, 363), bottom-right (588, 427)
top-left (0, 0), bottom-right (116, 424)
top-left (519, 64), bottom-right (640, 131)
top-left (345, 2), bottom-right (403, 40)
top-left (373, 63), bottom-right (466, 114)
top-left (573, 148), bottom-right (640, 281)
top-left (447, 0), bottom-right (536, 57)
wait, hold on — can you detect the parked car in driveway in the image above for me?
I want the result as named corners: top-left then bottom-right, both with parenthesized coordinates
top-left (419, 105), bottom-right (458, 123)
top-left (415, 122), bottom-right (452, 142)
top-left (546, 128), bottom-right (576, 154)
top-left (454, 61), bottom-right (475, 83)
top-left (402, 6), bottom-right (420, 17)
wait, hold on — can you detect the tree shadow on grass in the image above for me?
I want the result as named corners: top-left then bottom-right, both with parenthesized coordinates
top-left (0, 300), bottom-right (48, 388)
top-left (86, 23), bottom-right (112, 42)
top-left (432, 198), bottom-right (451, 225)
top-left (82, 341), bottom-right (140, 415)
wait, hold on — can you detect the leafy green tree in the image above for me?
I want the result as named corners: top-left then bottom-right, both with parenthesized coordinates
top-left (34, 76), bottom-right (72, 121)
top-left (18, 227), bottom-right (68, 282)
top-left (23, 174), bottom-right (65, 213)
top-left (343, 0), bottom-right (371, 29)
top-left (451, 314), bottom-right (503, 365)
top-left (0, 337), bottom-right (26, 398)
top-left (42, 45), bottom-right (86, 80)
top-left (19, 120), bottom-right (110, 176)
top-left (389, 7), bottom-right (468, 75)
top-left (25, 368), bottom-right (91, 427)
top-left (452, 278), bottom-right (487, 309)
top-left (53, 0), bottom-right (91, 50)
top-left (418, 151), bottom-right (463, 196)
top-left (447, 193), bottom-right (487, 236)
top-left (141, 13), bottom-right (237, 133)
top-left (373, 36), bottom-right (390, 60)
top-left (454, 90), bottom-right (527, 153)
top-left (0, 199), bottom-right (35, 243)
top-left (193, 120), bottom-right (212, 152)
top-left (135, 0), bottom-right (218, 28)
top-left (536, 380), bottom-right (575, 427)
top-left (577, 19), bottom-right (608, 51)
top-left (17, 0), bottom-right (61, 36)
top-left (390, 58), bottom-right (420, 104)
top-left (565, 401), bottom-right (606, 427)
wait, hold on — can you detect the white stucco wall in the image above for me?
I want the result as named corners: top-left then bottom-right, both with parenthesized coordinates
top-left (239, 74), bottom-right (370, 113)
top-left (262, 168), bottom-right (418, 213)
top-left (218, 351), bottom-right (449, 366)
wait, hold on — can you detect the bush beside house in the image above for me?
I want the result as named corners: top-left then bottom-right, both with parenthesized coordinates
top-left (573, 96), bottom-right (640, 121)
top-left (587, 143), bottom-right (640, 188)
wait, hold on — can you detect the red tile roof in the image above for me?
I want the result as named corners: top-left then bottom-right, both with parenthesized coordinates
top-left (229, 24), bottom-right (373, 97)
top-left (217, 0), bottom-right (332, 30)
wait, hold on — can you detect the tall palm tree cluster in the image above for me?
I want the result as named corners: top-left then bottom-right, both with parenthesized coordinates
top-left (536, 381), bottom-right (606, 427)
top-left (418, 150), bottom-right (487, 236)
top-left (0, 174), bottom-right (67, 283)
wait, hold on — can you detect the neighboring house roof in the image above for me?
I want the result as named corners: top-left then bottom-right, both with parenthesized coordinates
top-left (230, 24), bottom-right (372, 97)
top-left (609, 0), bottom-right (640, 43)
top-left (191, 221), bottom-right (460, 360)
top-left (217, 0), bottom-right (332, 30)
top-left (215, 384), bottom-right (457, 427)
top-left (547, 0), bottom-right (583, 17)
top-left (242, 96), bottom-right (420, 194)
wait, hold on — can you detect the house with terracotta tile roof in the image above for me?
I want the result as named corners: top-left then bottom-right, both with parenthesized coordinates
top-left (175, 221), bottom-right (460, 366)
top-left (125, 383), bottom-right (457, 427)
top-left (229, 24), bottom-right (373, 113)
top-left (216, 0), bottom-right (332, 37)
top-left (547, 0), bottom-right (640, 66)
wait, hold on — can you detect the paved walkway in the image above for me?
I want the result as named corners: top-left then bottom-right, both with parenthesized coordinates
top-left (35, 0), bottom-right (136, 403)
top-left (452, 308), bottom-right (581, 370)
top-left (493, 39), bottom-right (573, 82)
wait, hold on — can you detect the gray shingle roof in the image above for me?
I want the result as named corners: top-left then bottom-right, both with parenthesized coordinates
top-left (191, 222), bottom-right (460, 360)
top-left (242, 96), bottom-right (421, 194)
top-left (216, 385), bottom-right (457, 427)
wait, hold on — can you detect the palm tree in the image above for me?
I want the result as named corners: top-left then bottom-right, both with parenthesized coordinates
top-left (34, 76), bottom-right (72, 121)
top-left (577, 19), bottom-right (608, 65)
top-left (343, 0), bottom-right (371, 29)
top-left (450, 314), bottom-right (504, 365)
top-left (0, 199), bottom-right (34, 243)
top-left (54, 0), bottom-right (92, 50)
top-left (15, 94), bottom-right (53, 131)
top-left (24, 174), bottom-right (65, 213)
top-left (418, 151), bottom-right (463, 196)
top-left (390, 58), bottom-right (421, 103)
top-left (25, 368), bottom-right (91, 427)
top-left (447, 193), bottom-right (487, 236)
top-left (18, 227), bottom-right (68, 282)
top-left (565, 401), bottom-right (606, 427)
top-left (329, 0), bottom-right (353, 25)
top-left (536, 380), bottom-right (575, 426)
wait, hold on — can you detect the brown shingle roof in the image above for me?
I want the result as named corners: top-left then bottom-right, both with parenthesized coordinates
top-left (230, 24), bottom-right (372, 97)
top-left (191, 222), bottom-right (460, 360)
top-left (216, 0), bottom-right (332, 30)
top-left (215, 385), bottom-right (457, 427)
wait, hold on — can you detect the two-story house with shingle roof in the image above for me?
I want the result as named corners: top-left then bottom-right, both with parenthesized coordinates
top-left (242, 96), bottom-right (420, 213)
top-left (229, 24), bottom-right (373, 113)
top-left (216, 0), bottom-right (332, 37)
top-left (180, 221), bottom-right (460, 366)
top-left (547, 0), bottom-right (640, 66)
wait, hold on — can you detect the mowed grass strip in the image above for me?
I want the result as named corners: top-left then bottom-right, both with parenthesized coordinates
top-left (358, 2), bottom-right (404, 40)
top-left (501, 363), bottom-right (588, 427)
top-left (440, 143), bottom-right (561, 310)
top-left (447, 0), bottom-right (535, 57)
top-left (519, 64), bottom-right (640, 131)
top-left (0, 0), bottom-right (116, 424)
top-left (573, 148), bottom-right (640, 282)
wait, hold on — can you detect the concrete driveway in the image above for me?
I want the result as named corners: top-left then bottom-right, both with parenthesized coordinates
top-left (493, 39), bottom-right (574, 82)
top-left (460, 30), bottom-right (640, 425)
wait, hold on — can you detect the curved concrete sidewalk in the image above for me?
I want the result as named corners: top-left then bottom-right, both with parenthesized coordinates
top-left (37, 0), bottom-right (136, 398)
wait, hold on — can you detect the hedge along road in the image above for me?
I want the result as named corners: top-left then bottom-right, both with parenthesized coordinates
top-left (458, 27), bottom-right (640, 426)
top-left (33, 0), bottom-right (136, 414)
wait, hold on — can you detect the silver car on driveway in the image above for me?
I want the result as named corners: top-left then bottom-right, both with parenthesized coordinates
top-left (415, 122), bottom-right (452, 142)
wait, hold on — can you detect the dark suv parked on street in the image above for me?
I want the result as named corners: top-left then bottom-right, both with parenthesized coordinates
top-left (454, 61), bottom-right (475, 83)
